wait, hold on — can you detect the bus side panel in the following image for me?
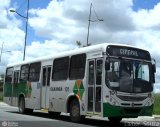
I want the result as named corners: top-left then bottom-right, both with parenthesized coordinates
top-left (49, 80), bottom-right (74, 112)
top-left (49, 79), bottom-right (86, 115)
top-left (25, 82), bottom-right (41, 109)
top-left (4, 83), bottom-right (12, 97)
top-left (12, 82), bottom-right (19, 107)
top-left (3, 83), bottom-right (12, 105)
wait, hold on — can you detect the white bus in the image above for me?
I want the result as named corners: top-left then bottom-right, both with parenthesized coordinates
top-left (3, 43), bottom-right (156, 123)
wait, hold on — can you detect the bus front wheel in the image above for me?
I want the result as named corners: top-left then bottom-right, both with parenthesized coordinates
top-left (70, 99), bottom-right (84, 122)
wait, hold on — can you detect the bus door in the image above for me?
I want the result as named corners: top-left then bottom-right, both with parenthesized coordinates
top-left (41, 66), bottom-right (51, 109)
top-left (13, 71), bottom-right (19, 106)
top-left (87, 59), bottom-right (103, 114)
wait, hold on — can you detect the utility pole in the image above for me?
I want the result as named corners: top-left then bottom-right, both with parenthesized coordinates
top-left (86, 3), bottom-right (92, 46)
top-left (86, 3), bottom-right (103, 46)
top-left (0, 42), bottom-right (4, 63)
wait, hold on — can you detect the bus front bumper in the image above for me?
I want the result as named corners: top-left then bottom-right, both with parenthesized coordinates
top-left (103, 103), bottom-right (153, 118)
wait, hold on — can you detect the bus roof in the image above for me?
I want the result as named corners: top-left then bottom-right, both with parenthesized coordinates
top-left (7, 43), bottom-right (150, 67)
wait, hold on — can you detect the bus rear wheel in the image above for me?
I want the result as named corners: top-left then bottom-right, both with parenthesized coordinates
top-left (19, 97), bottom-right (26, 114)
top-left (108, 117), bottom-right (122, 123)
top-left (19, 97), bottom-right (33, 114)
top-left (70, 99), bottom-right (84, 122)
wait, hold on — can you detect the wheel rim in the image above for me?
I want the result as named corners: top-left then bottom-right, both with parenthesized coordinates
top-left (72, 105), bottom-right (79, 117)
top-left (19, 99), bottom-right (24, 113)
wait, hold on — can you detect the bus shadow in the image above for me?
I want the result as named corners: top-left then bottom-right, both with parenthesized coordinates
top-left (7, 111), bottom-right (149, 127)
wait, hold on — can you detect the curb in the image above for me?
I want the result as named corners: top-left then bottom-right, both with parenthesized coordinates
top-left (153, 115), bottom-right (160, 119)
top-left (0, 102), bottom-right (9, 107)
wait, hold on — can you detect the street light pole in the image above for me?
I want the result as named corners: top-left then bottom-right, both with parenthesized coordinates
top-left (10, 0), bottom-right (29, 61)
top-left (23, 0), bottom-right (29, 61)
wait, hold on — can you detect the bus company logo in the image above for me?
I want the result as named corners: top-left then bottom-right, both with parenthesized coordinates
top-left (73, 80), bottom-right (85, 100)
top-left (2, 121), bottom-right (8, 127)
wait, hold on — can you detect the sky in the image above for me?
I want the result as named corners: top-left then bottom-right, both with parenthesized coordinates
top-left (0, 0), bottom-right (160, 92)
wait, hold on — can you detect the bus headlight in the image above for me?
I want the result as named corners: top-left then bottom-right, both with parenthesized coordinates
top-left (145, 99), bottom-right (153, 106)
top-left (109, 96), bottom-right (119, 106)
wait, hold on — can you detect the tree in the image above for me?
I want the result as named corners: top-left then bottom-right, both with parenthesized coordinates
top-left (76, 41), bottom-right (82, 48)
top-left (76, 41), bottom-right (91, 48)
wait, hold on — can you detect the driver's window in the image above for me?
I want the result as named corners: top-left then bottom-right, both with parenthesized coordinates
top-left (107, 59), bottom-right (119, 82)
top-left (138, 64), bottom-right (149, 81)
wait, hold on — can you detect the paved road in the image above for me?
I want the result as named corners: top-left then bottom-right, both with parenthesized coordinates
top-left (0, 102), bottom-right (160, 127)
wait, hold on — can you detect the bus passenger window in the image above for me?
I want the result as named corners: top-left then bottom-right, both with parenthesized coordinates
top-left (69, 54), bottom-right (86, 80)
top-left (20, 64), bottom-right (29, 82)
top-left (5, 67), bottom-right (13, 83)
top-left (52, 57), bottom-right (69, 81)
top-left (29, 62), bottom-right (41, 82)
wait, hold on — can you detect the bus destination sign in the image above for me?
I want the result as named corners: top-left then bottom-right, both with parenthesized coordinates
top-left (106, 45), bottom-right (151, 60)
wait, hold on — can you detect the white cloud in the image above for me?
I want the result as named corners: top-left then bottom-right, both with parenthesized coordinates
top-left (26, 40), bottom-right (76, 59)
top-left (0, 0), bottom-right (25, 73)
top-left (154, 88), bottom-right (160, 93)
top-left (132, 3), bottom-right (160, 29)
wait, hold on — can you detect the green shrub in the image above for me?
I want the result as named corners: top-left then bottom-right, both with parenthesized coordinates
top-left (153, 93), bottom-right (160, 115)
top-left (0, 91), bottom-right (3, 101)
top-left (0, 81), bottom-right (3, 91)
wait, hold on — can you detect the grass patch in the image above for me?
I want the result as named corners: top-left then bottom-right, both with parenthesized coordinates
top-left (153, 93), bottom-right (160, 115)
top-left (0, 91), bottom-right (3, 101)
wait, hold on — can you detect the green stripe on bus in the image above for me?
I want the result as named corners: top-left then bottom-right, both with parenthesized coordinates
top-left (4, 83), bottom-right (12, 97)
top-left (4, 82), bottom-right (28, 97)
top-left (103, 103), bottom-right (153, 118)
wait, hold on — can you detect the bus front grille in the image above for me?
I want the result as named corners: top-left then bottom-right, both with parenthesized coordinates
top-left (117, 95), bottom-right (147, 101)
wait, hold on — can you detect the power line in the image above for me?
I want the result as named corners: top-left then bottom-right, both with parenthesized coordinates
top-left (92, 5), bottom-right (100, 21)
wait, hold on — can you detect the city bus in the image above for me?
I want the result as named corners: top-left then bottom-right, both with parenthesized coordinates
top-left (3, 43), bottom-right (156, 123)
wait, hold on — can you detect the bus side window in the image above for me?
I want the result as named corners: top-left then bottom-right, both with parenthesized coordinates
top-left (29, 62), bottom-right (41, 82)
top-left (69, 53), bottom-right (86, 80)
top-left (5, 67), bottom-right (14, 84)
top-left (20, 64), bottom-right (29, 82)
top-left (52, 56), bottom-right (69, 81)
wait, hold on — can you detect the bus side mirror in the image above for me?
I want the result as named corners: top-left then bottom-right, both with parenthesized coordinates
top-left (152, 64), bottom-right (156, 83)
top-left (152, 64), bottom-right (156, 73)
top-left (105, 60), bottom-right (110, 70)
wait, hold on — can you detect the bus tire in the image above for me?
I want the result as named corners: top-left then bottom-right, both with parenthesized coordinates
top-left (19, 97), bottom-right (33, 114)
top-left (26, 108), bottom-right (33, 114)
top-left (19, 97), bottom-right (26, 114)
top-left (108, 117), bottom-right (122, 123)
top-left (70, 99), bottom-right (83, 122)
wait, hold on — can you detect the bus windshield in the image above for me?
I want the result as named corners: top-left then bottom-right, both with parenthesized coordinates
top-left (106, 58), bottom-right (153, 93)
